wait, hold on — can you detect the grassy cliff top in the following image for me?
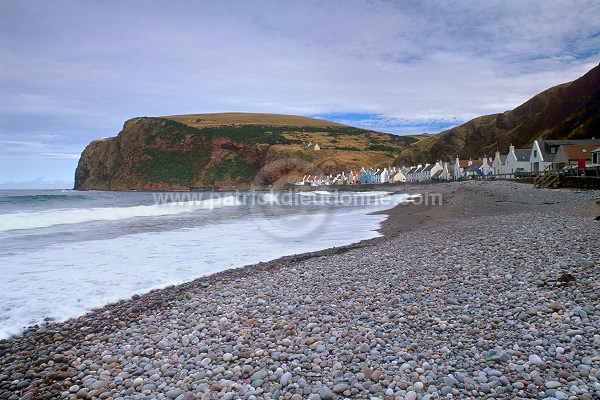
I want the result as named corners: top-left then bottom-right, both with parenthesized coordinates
top-left (161, 112), bottom-right (347, 129)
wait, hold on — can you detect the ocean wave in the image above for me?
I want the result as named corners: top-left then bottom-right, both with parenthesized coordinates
top-left (0, 194), bottom-right (88, 204)
top-left (0, 196), bottom-right (240, 232)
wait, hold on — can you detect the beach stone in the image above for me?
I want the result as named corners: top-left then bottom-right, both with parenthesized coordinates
top-left (166, 388), bottom-right (183, 399)
top-left (333, 383), bottom-right (348, 393)
top-left (554, 391), bottom-right (569, 400)
top-left (1, 182), bottom-right (599, 400)
top-left (280, 372), bottom-right (293, 387)
top-left (446, 297), bottom-right (459, 305)
top-left (251, 370), bottom-right (268, 381)
top-left (485, 349), bottom-right (510, 363)
top-left (371, 370), bottom-right (383, 382)
top-left (545, 381), bottom-right (561, 389)
top-left (132, 377), bottom-right (144, 388)
top-left (319, 386), bottom-right (333, 399)
top-left (404, 391), bottom-right (417, 400)
top-left (529, 354), bottom-right (546, 369)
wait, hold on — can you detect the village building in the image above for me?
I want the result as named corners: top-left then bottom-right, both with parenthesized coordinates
top-left (347, 170), bottom-right (360, 184)
top-left (529, 139), bottom-right (600, 172)
top-left (421, 161), bottom-right (443, 181)
top-left (380, 168), bottom-right (390, 183)
top-left (453, 158), bottom-right (471, 180)
top-left (505, 145), bottom-right (530, 177)
top-left (303, 142), bottom-right (321, 151)
top-left (492, 150), bottom-right (507, 175)
top-left (374, 169), bottom-right (383, 183)
top-left (464, 161), bottom-right (482, 177)
top-left (405, 166), bottom-right (418, 182)
top-left (480, 155), bottom-right (494, 176)
top-left (593, 147), bottom-right (600, 166)
top-left (359, 167), bottom-right (375, 184)
top-left (553, 144), bottom-right (599, 168)
top-left (388, 169), bottom-right (407, 183)
top-left (440, 162), bottom-right (450, 180)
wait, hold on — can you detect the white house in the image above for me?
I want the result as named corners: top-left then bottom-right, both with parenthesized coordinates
top-left (529, 140), bottom-right (555, 173)
top-left (421, 161), bottom-right (443, 181)
top-left (453, 157), bottom-right (471, 180)
top-left (593, 147), bottom-right (600, 166)
top-left (505, 145), bottom-right (530, 177)
top-left (303, 142), bottom-right (321, 151)
top-left (380, 168), bottom-right (390, 183)
top-left (480, 155), bottom-right (494, 176)
top-left (407, 165), bottom-right (421, 182)
top-left (300, 174), bottom-right (329, 186)
top-left (492, 150), bottom-right (506, 176)
top-left (529, 139), bottom-right (600, 173)
top-left (464, 160), bottom-right (483, 177)
top-left (441, 162), bottom-right (450, 180)
top-left (332, 172), bottom-right (347, 185)
top-left (416, 164), bottom-right (429, 182)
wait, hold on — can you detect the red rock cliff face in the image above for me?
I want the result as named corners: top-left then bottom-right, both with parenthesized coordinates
top-left (74, 117), bottom-right (269, 190)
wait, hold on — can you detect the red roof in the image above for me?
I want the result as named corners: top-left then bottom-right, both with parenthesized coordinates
top-left (559, 144), bottom-right (598, 161)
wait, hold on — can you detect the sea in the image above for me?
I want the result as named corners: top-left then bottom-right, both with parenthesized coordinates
top-left (0, 189), bottom-right (414, 339)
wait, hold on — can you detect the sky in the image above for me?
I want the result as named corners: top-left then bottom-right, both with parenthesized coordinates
top-left (1, 0), bottom-right (599, 188)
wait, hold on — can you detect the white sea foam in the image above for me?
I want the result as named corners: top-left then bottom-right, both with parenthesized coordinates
top-left (312, 190), bottom-right (333, 195)
top-left (0, 196), bottom-right (240, 232)
top-left (0, 208), bottom-right (386, 339)
top-left (352, 191), bottom-right (391, 197)
top-left (0, 191), bottom-right (413, 339)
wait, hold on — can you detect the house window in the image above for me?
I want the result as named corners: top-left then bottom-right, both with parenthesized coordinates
top-left (533, 150), bottom-right (538, 158)
top-left (550, 147), bottom-right (556, 154)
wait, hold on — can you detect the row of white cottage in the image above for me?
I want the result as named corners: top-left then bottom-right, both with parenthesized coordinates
top-left (298, 139), bottom-right (600, 185)
top-left (408, 139), bottom-right (600, 182)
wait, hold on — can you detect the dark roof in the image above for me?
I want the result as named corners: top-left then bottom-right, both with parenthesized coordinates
top-left (538, 144), bottom-right (555, 162)
top-left (414, 166), bottom-right (425, 173)
top-left (465, 163), bottom-right (483, 172)
top-left (539, 140), bottom-right (600, 162)
top-left (513, 149), bottom-right (530, 162)
top-left (543, 139), bottom-right (600, 146)
top-left (500, 155), bottom-right (508, 164)
top-left (593, 147), bottom-right (600, 153)
top-left (423, 164), bottom-right (436, 172)
top-left (407, 167), bottom-right (417, 174)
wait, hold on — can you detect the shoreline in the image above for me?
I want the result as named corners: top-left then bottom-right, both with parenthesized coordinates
top-left (1, 180), bottom-right (599, 399)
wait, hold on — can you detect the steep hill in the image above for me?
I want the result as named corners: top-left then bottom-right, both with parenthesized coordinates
top-left (74, 113), bottom-right (416, 190)
top-left (394, 62), bottom-right (600, 165)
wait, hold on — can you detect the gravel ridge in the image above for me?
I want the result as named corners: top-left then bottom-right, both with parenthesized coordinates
top-left (1, 181), bottom-right (599, 400)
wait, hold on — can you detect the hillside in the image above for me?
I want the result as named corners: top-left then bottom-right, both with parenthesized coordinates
top-left (394, 62), bottom-right (600, 165)
top-left (74, 113), bottom-right (416, 190)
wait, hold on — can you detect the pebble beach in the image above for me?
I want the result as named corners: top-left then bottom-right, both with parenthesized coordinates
top-left (1, 180), bottom-right (599, 400)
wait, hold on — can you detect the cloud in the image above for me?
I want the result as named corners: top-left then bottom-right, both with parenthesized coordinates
top-left (0, 0), bottom-right (599, 184)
